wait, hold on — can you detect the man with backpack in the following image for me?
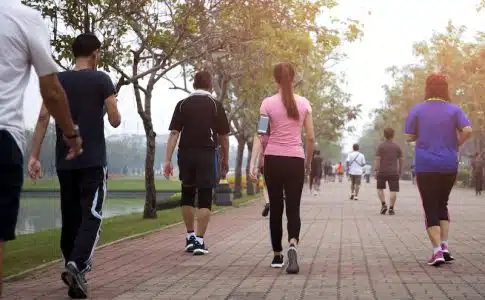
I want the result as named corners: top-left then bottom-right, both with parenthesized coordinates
top-left (346, 143), bottom-right (366, 200)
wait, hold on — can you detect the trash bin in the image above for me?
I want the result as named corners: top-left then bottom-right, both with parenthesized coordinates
top-left (215, 178), bottom-right (232, 206)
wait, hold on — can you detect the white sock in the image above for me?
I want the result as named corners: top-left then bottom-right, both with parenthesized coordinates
top-left (433, 246), bottom-right (442, 254)
top-left (186, 232), bottom-right (196, 240)
top-left (196, 236), bottom-right (204, 245)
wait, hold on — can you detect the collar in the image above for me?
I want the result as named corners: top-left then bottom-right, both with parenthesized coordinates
top-left (426, 97), bottom-right (447, 102)
top-left (191, 89), bottom-right (212, 97)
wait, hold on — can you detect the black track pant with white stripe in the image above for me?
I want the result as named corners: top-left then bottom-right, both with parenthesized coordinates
top-left (57, 167), bottom-right (106, 273)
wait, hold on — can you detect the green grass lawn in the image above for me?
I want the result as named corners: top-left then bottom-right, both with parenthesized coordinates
top-left (23, 176), bottom-right (181, 191)
top-left (5, 192), bottom-right (261, 278)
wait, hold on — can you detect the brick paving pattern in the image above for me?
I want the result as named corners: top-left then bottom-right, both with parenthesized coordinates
top-left (4, 180), bottom-right (485, 299)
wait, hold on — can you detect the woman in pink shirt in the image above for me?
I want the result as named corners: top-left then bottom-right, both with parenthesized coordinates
top-left (250, 63), bottom-right (315, 274)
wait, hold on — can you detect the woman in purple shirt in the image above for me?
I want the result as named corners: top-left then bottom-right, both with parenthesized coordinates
top-left (250, 63), bottom-right (315, 274)
top-left (405, 74), bottom-right (472, 266)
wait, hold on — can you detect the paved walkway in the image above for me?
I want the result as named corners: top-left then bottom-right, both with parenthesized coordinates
top-left (4, 181), bottom-right (485, 299)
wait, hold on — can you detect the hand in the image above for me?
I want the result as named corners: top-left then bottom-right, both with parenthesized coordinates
top-left (305, 160), bottom-right (312, 175)
top-left (163, 161), bottom-right (173, 179)
top-left (249, 165), bottom-right (259, 182)
top-left (28, 157), bottom-right (43, 180)
top-left (64, 136), bottom-right (83, 160)
top-left (220, 160), bottom-right (229, 178)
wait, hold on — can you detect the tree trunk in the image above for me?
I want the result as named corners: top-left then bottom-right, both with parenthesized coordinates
top-left (234, 135), bottom-right (246, 199)
top-left (143, 129), bottom-right (157, 219)
top-left (246, 139), bottom-right (254, 195)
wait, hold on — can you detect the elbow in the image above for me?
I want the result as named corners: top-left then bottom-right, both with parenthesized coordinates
top-left (109, 115), bottom-right (121, 128)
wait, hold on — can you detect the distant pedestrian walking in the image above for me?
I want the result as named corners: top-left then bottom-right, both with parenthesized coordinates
top-left (310, 150), bottom-right (323, 195)
top-left (28, 33), bottom-right (120, 298)
top-left (363, 164), bottom-right (372, 183)
top-left (346, 144), bottom-right (366, 200)
top-left (336, 162), bottom-right (344, 183)
top-left (405, 73), bottom-right (472, 266)
top-left (164, 71), bottom-right (230, 257)
top-left (250, 63), bottom-right (315, 274)
top-left (374, 127), bottom-right (403, 215)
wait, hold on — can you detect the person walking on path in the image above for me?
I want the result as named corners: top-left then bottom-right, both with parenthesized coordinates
top-left (28, 33), bottom-right (120, 298)
top-left (250, 63), bottom-right (315, 274)
top-left (164, 71), bottom-right (230, 256)
top-left (0, 1), bottom-right (83, 296)
top-left (346, 144), bottom-right (366, 200)
top-left (405, 73), bottom-right (472, 266)
top-left (363, 164), bottom-right (372, 183)
top-left (374, 127), bottom-right (403, 215)
top-left (336, 162), bottom-right (344, 183)
top-left (471, 153), bottom-right (484, 196)
top-left (310, 150), bottom-right (323, 195)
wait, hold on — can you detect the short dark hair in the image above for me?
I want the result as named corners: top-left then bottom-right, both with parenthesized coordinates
top-left (353, 143), bottom-right (359, 151)
top-left (425, 73), bottom-right (450, 101)
top-left (193, 71), bottom-right (212, 90)
top-left (383, 127), bottom-right (395, 140)
top-left (72, 33), bottom-right (101, 58)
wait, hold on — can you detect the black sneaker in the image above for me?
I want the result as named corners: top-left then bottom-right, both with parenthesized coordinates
top-left (286, 247), bottom-right (299, 274)
top-left (193, 240), bottom-right (209, 256)
top-left (350, 194), bottom-right (354, 200)
top-left (271, 254), bottom-right (284, 268)
top-left (389, 208), bottom-right (395, 215)
top-left (65, 262), bottom-right (88, 299)
top-left (442, 244), bottom-right (455, 263)
top-left (380, 204), bottom-right (388, 215)
top-left (262, 203), bottom-right (270, 217)
top-left (185, 235), bottom-right (196, 253)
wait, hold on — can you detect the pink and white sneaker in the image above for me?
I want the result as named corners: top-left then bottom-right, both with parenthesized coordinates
top-left (427, 250), bottom-right (445, 266)
top-left (441, 244), bottom-right (455, 263)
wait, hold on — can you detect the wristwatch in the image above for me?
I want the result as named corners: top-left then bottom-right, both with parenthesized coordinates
top-left (64, 125), bottom-right (80, 139)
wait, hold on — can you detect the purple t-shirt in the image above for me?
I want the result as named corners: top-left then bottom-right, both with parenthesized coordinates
top-left (260, 93), bottom-right (311, 159)
top-left (405, 100), bottom-right (471, 172)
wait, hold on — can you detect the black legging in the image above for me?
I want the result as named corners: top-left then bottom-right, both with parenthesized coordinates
top-left (474, 173), bottom-right (483, 193)
top-left (416, 172), bottom-right (456, 228)
top-left (264, 155), bottom-right (305, 252)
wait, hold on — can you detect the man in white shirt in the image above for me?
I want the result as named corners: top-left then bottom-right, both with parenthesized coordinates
top-left (0, 0), bottom-right (82, 296)
top-left (346, 143), bottom-right (366, 200)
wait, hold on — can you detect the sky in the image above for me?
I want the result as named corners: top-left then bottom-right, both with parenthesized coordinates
top-left (21, 0), bottom-right (484, 152)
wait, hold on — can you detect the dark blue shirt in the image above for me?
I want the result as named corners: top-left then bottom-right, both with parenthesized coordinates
top-left (55, 69), bottom-right (115, 170)
top-left (405, 100), bottom-right (471, 173)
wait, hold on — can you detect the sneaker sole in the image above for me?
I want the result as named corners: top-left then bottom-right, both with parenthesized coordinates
top-left (271, 263), bottom-right (284, 268)
top-left (286, 249), bottom-right (299, 274)
top-left (185, 244), bottom-right (194, 252)
top-left (427, 258), bottom-right (445, 266)
top-left (66, 265), bottom-right (88, 298)
top-left (193, 249), bottom-right (209, 256)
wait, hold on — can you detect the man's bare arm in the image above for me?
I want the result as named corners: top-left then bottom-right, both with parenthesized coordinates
top-left (39, 74), bottom-right (77, 136)
top-left (30, 105), bottom-right (50, 160)
top-left (458, 126), bottom-right (472, 147)
top-left (165, 130), bottom-right (180, 163)
top-left (374, 156), bottom-right (381, 172)
top-left (105, 95), bottom-right (121, 128)
top-left (219, 134), bottom-right (230, 166)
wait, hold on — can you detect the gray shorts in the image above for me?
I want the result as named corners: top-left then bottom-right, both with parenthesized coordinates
top-left (350, 174), bottom-right (362, 185)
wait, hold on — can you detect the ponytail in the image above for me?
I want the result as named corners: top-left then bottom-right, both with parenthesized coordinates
top-left (274, 63), bottom-right (299, 120)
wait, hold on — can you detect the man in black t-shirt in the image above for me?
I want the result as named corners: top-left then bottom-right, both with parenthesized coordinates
top-left (375, 127), bottom-right (403, 215)
top-left (164, 71), bottom-right (230, 256)
top-left (28, 34), bottom-right (121, 299)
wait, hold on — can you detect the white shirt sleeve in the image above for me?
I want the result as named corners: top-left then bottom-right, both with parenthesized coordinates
top-left (27, 13), bottom-right (59, 77)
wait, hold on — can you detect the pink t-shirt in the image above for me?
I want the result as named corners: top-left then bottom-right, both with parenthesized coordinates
top-left (260, 93), bottom-right (311, 159)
